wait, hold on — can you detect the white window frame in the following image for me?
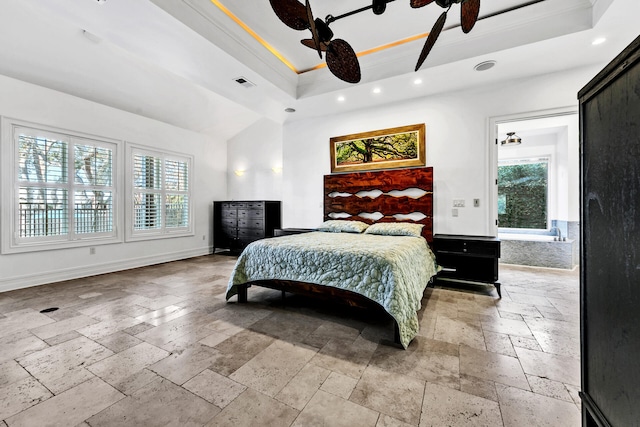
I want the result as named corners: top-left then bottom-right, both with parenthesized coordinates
top-left (497, 156), bottom-right (551, 232)
top-left (1, 118), bottom-right (122, 254)
top-left (125, 143), bottom-right (193, 241)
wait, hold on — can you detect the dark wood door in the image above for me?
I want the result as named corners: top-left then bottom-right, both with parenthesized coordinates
top-left (579, 35), bottom-right (640, 427)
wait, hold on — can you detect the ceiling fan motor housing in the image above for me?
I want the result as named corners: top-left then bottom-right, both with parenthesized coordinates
top-left (436, 0), bottom-right (455, 8)
top-left (315, 18), bottom-right (333, 42)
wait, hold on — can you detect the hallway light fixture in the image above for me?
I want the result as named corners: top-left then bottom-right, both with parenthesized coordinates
top-left (501, 132), bottom-right (522, 146)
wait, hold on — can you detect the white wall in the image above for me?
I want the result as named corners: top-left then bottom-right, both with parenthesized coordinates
top-left (557, 126), bottom-right (570, 221)
top-left (227, 118), bottom-right (283, 201)
top-left (277, 65), bottom-right (599, 235)
top-left (566, 117), bottom-right (580, 222)
top-left (0, 74), bottom-right (227, 292)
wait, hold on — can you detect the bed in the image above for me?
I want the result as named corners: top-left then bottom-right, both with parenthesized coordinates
top-left (225, 167), bottom-right (436, 348)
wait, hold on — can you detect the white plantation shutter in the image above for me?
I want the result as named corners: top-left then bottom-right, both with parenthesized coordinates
top-left (73, 143), bottom-right (114, 235)
top-left (17, 132), bottom-right (69, 240)
top-left (2, 121), bottom-right (119, 253)
top-left (164, 159), bottom-right (189, 229)
top-left (133, 154), bottom-right (162, 230)
top-left (127, 146), bottom-right (192, 240)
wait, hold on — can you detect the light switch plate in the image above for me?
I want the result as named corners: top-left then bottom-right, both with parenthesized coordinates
top-left (453, 199), bottom-right (465, 207)
top-left (452, 208), bottom-right (459, 217)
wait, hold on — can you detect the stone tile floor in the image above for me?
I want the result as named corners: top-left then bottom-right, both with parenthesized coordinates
top-left (0, 255), bottom-right (581, 426)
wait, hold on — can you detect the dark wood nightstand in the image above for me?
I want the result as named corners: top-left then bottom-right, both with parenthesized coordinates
top-left (273, 228), bottom-right (315, 237)
top-left (432, 234), bottom-right (501, 297)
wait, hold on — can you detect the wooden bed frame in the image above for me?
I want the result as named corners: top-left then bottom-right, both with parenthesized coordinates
top-left (323, 167), bottom-right (433, 243)
top-left (235, 167), bottom-right (434, 346)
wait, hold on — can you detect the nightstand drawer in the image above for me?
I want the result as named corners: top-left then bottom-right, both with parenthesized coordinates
top-left (432, 234), bottom-right (501, 297)
top-left (434, 236), bottom-right (500, 257)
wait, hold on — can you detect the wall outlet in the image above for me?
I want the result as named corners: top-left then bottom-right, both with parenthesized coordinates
top-left (202, 235), bottom-right (205, 240)
top-left (473, 198), bottom-right (480, 207)
top-left (452, 208), bottom-right (459, 217)
top-left (453, 199), bottom-right (465, 207)
top-left (89, 247), bottom-right (96, 255)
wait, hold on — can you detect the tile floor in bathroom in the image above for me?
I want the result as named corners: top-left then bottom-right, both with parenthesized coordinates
top-left (0, 255), bottom-right (581, 426)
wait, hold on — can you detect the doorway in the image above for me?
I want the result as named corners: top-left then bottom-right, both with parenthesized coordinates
top-left (489, 108), bottom-right (579, 269)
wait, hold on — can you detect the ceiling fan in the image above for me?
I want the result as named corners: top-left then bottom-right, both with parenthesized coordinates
top-left (269, 0), bottom-right (481, 84)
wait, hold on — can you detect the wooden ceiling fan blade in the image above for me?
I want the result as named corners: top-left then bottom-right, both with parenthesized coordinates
top-left (410, 0), bottom-right (436, 8)
top-left (415, 11), bottom-right (447, 71)
top-left (461, 0), bottom-right (480, 33)
top-left (269, 0), bottom-right (309, 30)
top-left (306, 0), bottom-right (323, 58)
top-left (301, 38), bottom-right (328, 51)
top-left (326, 39), bottom-right (361, 84)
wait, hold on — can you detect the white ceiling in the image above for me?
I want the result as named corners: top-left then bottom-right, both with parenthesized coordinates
top-left (498, 115), bottom-right (574, 139)
top-left (0, 0), bottom-right (638, 140)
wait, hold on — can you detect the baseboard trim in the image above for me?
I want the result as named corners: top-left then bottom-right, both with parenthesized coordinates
top-left (0, 247), bottom-right (213, 293)
top-left (580, 392), bottom-right (612, 427)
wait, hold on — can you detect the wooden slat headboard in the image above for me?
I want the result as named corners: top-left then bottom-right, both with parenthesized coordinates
top-left (324, 167), bottom-right (433, 242)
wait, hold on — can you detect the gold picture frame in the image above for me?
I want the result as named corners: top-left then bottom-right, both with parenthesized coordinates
top-left (330, 123), bottom-right (426, 173)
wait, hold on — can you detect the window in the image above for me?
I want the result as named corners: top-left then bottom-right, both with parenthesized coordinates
top-left (498, 157), bottom-right (549, 229)
top-left (1, 121), bottom-right (119, 253)
top-left (127, 145), bottom-right (192, 240)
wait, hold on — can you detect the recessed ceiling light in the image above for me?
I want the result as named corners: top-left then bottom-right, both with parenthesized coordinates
top-left (592, 37), bottom-right (606, 46)
top-left (337, 96), bottom-right (345, 102)
top-left (414, 78), bottom-right (423, 85)
top-left (372, 87), bottom-right (381, 94)
top-left (474, 60), bottom-right (497, 72)
top-left (284, 107), bottom-right (296, 113)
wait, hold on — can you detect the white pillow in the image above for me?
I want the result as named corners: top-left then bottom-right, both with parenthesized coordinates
top-left (364, 222), bottom-right (424, 237)
top-left (316, 220), bottom-right (370, 233)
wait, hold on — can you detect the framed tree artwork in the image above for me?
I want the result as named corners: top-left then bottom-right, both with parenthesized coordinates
top-left (330, 123), bottom-right (426, 173)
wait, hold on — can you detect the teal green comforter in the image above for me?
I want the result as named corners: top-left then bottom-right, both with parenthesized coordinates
top-left (226, 231), bottom-right (438, 348)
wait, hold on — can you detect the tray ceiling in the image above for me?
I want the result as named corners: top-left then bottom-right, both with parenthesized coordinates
top-left (1, 0), bottom-right (638, 138)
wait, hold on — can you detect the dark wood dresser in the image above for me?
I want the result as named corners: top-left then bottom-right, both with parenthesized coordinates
top-left (432, 234), bottom-right (501, 297)
top-left (213, 201), bottom-right (281, 253)
top-left (578, 35), bottom-right (640, 427)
